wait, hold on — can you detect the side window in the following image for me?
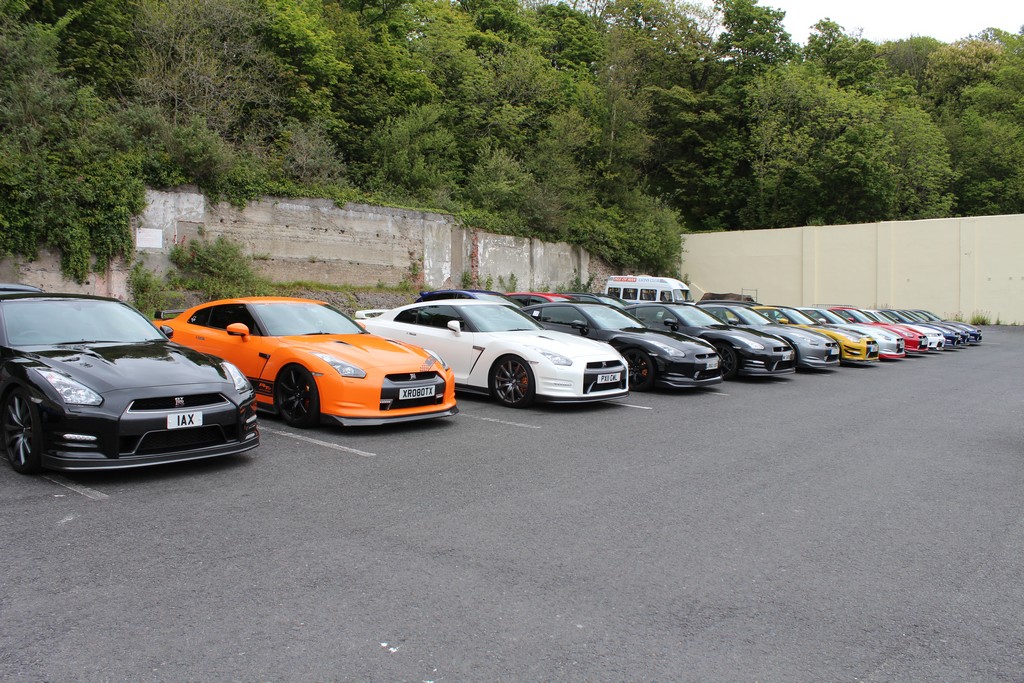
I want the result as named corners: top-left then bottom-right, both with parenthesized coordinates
top-left (205, 304), bottom-right (258, 332)
top-left (538, 306), bottom-right (582, 325)
top-left (394, 309), bottom-right (419, 325)
top-left (419, 305), bottom-right (462, 329)
top-left (607, 287), bottom-right (622, 298)
top-left (187, 307), bottom-right (211, 326)
top-left (632, 307), bottom-right (664, 325)
top-left (622, 287), bottom-right (638, 301)
top-left (711, 308), bottom-right (736, 324)
top-left (659, 290), bottom-right (673, 302)
top-left (640, 288), bottom-right (657, 301)
top-left (760, 309), bottom-right (782, 323)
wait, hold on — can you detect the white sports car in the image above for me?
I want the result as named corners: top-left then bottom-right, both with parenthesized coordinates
top-left (359, 300), bottom-right (629, 408)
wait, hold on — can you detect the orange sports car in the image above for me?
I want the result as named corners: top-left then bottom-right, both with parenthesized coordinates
top-left (155, 297), bottom-right (458, 428)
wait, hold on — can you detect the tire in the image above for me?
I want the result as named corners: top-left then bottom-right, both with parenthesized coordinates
top-left (2, 387), bottom-right (44, 474)
top-left (490, 355), bottom-right (536, 408)
top-left (622, 348), bottom-right (655, 391)
top-left (274, 364), bottom-right (321, 428)
top-left (715, 343), bottom-right (739, 380)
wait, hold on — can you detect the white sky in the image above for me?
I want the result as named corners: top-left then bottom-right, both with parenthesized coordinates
top-left (765, 0), bottom-right (1024, 44)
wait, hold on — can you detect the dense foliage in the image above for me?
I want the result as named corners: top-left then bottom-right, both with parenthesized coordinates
top-left (2, 0), bottom-right (1023, 279)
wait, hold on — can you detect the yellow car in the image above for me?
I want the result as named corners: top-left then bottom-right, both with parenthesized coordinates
top-left (753, 305), bottom-right (879, 364)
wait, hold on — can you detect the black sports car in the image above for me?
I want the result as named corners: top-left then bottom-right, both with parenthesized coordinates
top-left (521, 302), bottom-right (722, 390)
top-left (0, 293), bottom-right (259, 474)
top-left (626, 303), bottom-right (797, 380)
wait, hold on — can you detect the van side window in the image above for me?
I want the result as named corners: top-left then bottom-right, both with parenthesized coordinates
top-left (659, 290), bottom-right (673, 302)
top-left (607, 287), bottom-right (621, 298)
top-left (672, 289), bottom-right (688, 302)
top-left (640, 288), bottom-right (657, 301)
top-left (622, 287), bottom-right (638, 300)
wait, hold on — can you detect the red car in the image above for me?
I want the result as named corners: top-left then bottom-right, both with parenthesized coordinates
top-left (828, 306), bottom-right (929, 353)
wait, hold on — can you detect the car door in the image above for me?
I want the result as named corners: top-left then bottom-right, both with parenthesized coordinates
top-left (386, 305), bottom-right (479, 384)
top-left (177, 303), bottom-right (274, 382)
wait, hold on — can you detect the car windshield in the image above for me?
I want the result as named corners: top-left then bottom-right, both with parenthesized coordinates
top-left (252, 302), bottom-right (363, 336)
top-left (834, 308), bottom-right (868, 323)
top-left (718, 306), bottom-right (773, 325)
top-left (874, 310), bottom-right (902, 323)
top-left (584, 305), bottom-right (646, 330)
top-left (461, 304), bottom-right (544, 332)
top-left (2, 298), bottom-right (165, 346)
top-left (665, 305), bottom-right (723, 327)
top-left (773, 307), bottom-right (817, 325)
top-left (803, 308), bottom-right (847, 324)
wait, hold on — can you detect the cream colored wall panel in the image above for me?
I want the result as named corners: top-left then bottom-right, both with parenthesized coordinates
top-left (682, 214), bottom-right (1024, 323)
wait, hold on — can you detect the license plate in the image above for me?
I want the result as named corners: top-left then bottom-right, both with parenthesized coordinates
top-left (706, 359), bottom-right (719, 370)
top-left (168, 411), bottom-right (203, 429)
top-left (782, 351), bottom-right (793, 360)
top-left (400, 385), bottom-right (435, 400)
top-left (598, 372), bottom-right (620, 384)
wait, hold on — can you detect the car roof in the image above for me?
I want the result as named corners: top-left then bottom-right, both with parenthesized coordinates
top-left (0, 292), bottom-right (114, 302)
top-left (698, 299), bottom-right (757, 306)
top-left (0, 283), bottom-right (43, 292)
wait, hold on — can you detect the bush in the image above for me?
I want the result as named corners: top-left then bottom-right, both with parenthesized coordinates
top-left (168, 235), bottom-right (273, 300)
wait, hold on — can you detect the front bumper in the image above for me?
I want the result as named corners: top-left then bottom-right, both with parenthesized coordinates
top-left (39, 391), bottom-right (260, 472)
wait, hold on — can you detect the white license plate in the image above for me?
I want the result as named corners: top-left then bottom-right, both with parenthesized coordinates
top-left (167, 411), bottom-right (203, 429)
top-left (782, 351), bottom-right (793, 360)
top-left (598, 372), bottom-right (620, 384)
top-left (400, 385), bottom-right (435, 400)
top-left (706, 359), bottom-right (719, 370)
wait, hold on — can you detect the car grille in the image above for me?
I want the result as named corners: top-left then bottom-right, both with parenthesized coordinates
top-left (583, 360), bottom-right (627, 393)
top-left (123, 425), bottom-right (228, 455)
top-left (380, 371), bottom-right (446, 410)
top-left (128, 393), bottom-right (228, 412)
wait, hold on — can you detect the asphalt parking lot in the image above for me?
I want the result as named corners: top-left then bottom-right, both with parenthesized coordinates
top-left (3, 327), bottom-right (1024, 682)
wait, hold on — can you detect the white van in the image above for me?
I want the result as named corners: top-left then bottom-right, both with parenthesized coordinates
top-left (604, 275), bottom-right (691, 304)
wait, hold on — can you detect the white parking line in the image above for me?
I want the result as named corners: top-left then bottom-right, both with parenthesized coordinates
top-left (617, 403), bottom-right (653, 410)
top-left (261, 426), bottom-right (376, 457)
top-left (460, 414), bottom-right (542, 429)
top-left (43, 475), bottom-right (109, 500)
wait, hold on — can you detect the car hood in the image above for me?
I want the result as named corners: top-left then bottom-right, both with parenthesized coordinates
top-left (283, 333), bottom-right (432, 369)
top-left (611, 326), bottom-right (716, 351)
top-left (26, 341), bottom-right (230, 393)
top-left (486, 329), bottom-right (622, 356)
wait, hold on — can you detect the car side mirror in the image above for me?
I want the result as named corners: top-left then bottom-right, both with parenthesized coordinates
top-left (662, 319), bottom-right (679, 332)
top-left (447, 320), bottom-right (462, 336)
top-left (226, 322), bottom-right (250, 339)
top-left (778, 317), bottom-right (790, 324)
top-left (570, 320), bottom-right (589, 335)
top-left (159, 325), bottom-right (174, 339)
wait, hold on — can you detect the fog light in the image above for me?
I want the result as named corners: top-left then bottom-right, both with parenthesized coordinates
top-left (62, 433), bottom-right (97, 442)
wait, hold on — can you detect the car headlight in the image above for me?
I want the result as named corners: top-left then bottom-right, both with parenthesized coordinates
top-left (649, 341), bottom-right (686, 358)
top-left (425, 348), bottom-right (449, 371)
top-left (311, 352), bottom-right (367, 378)
top-left (739, 338), bottom-right (765, 350)
top-left (36, 369), bottom-right (103, 406)
top-left (528, 347), bottom-right (573, 366)
top-left (221, 362), bottom-right (252, 393)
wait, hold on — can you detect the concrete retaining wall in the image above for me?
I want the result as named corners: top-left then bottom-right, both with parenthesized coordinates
top-left (4, 188), bottom-right (600, 298)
